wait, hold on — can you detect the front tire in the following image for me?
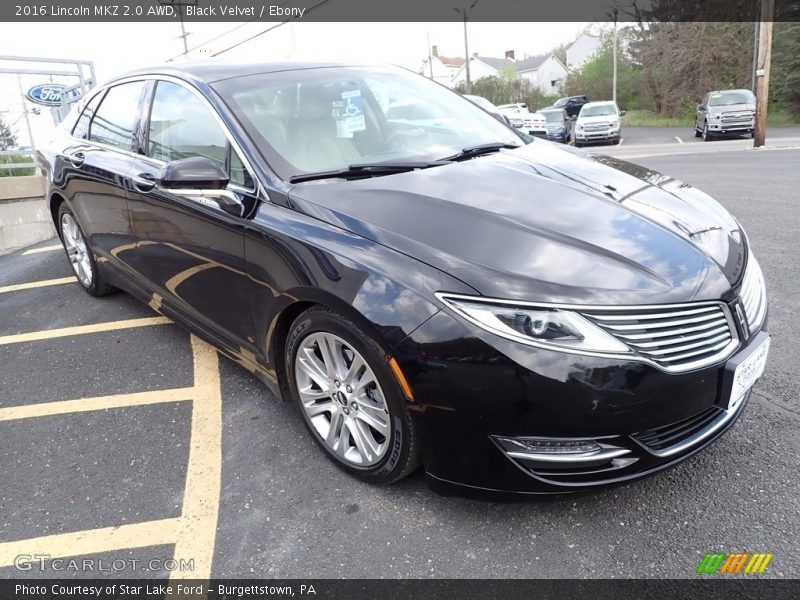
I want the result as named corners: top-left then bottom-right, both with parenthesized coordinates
top-left (285, 306), bottom-right (420, 484)
top-left (58, 204), bottom-right (113, 297)
top-left (694, 120), bottom-right (702, 137)
top-left (702, 121), bottom-right (713, 142)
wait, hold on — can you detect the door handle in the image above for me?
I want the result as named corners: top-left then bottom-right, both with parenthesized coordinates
top-left (67, 152), bottom-right (85, 168)
top-left (131, 173), bottom-right (157, 193)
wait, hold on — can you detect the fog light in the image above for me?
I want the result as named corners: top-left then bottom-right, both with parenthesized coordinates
top-left (497, 437), bottom-right (601, 454)
top-left (493, 435), bottom-right (632, 466)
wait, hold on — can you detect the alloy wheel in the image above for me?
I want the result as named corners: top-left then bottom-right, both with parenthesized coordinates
top-left (61, 213), bottom-right (93, 287)
top-left (294, 332), bottom-right (391, 466)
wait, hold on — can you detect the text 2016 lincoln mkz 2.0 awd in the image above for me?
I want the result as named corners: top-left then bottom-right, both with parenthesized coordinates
top-left (39, 62), bottom-right (769, 497)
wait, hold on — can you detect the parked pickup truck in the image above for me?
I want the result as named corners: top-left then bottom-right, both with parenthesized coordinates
top-left (694, 89), bottom-right (756, 141)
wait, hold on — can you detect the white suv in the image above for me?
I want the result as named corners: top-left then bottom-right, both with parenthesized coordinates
top-left (574, 101), bottom-right (623, 147)
top-left (496, 103), bottom-right (543, 136)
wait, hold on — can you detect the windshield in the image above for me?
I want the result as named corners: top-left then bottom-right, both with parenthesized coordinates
top-left (540, 110), bottom-right (563, 123)
top-left (213, 66), bottom-right (521, 180)
top-left (580, 104), bottom-right (618, 117)
top-left (709, 90), bottom-right (756, 106)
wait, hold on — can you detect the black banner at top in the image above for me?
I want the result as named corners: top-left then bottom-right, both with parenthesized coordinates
top-left (2, 0), bottom-right (800, 22)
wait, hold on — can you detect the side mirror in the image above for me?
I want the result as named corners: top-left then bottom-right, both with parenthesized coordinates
top-left (157, 156), bottom-right (243, 216)
top-left (697, 104), bottom-right (706, 112)
top-left (619, 109), bottom-right (627, 116)
top-left (158, 156), bottom-right (229, 190)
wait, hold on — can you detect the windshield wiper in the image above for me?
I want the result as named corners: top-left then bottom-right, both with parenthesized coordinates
top-left (289, 161), bottom-right (451, 184)
top-left (440, 142), bottom-right (521, 162)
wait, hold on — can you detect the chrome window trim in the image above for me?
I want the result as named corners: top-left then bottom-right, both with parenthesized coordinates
top-left (435, 292), bottom-right (741, 374)
top-left (66, 74), bottom-right (261, 197)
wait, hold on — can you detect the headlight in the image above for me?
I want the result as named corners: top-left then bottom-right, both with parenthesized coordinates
top-left (436, 294), bottom-right (632, 355)
top-left (609, 120), bottom-right (619, 128)
top-left (576, 124), bottom-right (583, 130)
top-left (709, 113), bottom-right (721, 121)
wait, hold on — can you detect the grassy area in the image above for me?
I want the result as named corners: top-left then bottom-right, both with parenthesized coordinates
top-left (623, 109), bottom-right (799, 128)
top-left (622, 110), bottom-right (690, 127)
top-left (0, 154), bottom-right (36, 177)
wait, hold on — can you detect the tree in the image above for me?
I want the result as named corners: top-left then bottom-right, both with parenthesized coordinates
top-left (0, 116), bottom-right (17, 151)
top-left (626, 20), bottom-right (755, 118)
top-left (771, 22), bottom-right (800, 118)
top-left (563, 29), bottom-right (644, 111)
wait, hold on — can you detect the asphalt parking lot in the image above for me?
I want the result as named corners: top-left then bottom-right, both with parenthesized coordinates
top-left (0, 136), bottom-right (798, 580)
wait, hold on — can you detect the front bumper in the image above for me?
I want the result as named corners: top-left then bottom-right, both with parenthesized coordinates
top-left (395, 308), bottom-right (767, 497)
top-left (576, 130), bottom-right (620, 143)
top-left (708, 121), bottom-right (754, 135)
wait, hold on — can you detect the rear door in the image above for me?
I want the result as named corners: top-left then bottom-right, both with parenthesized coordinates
top-left (60, 81), bottom-right (147, 259)
top-left (125, 79), bottom-right (258, 355)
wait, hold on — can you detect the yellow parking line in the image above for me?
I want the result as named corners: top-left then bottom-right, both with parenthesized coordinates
top-left (22, 243), bottom-right (63, 255)
top-left (0, 519), bottom-right (181, 568)
top-left (170, 335), bottom-right (222, 582)
top-left (0, 276), bottom-right (75, 294)
top-left (0, 387), bottom-right (195, 422)
top-left (0, 316), bottom-right (171, 346)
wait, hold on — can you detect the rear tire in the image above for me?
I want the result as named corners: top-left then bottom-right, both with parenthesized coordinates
top-left (57, 203), bottom-right (113, 297)
top-left (285, 306), bottom-right (420, 484)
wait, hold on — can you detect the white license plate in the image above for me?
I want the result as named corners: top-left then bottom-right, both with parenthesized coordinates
top-left (728, 336), bottom-right (770, 412)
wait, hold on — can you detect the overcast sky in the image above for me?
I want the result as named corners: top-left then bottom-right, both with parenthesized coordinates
top-left (0, 21), bottom-right (587, 146)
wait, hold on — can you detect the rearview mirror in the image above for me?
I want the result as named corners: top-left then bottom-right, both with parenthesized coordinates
top-left (157, 156), bottom-right (229, 190)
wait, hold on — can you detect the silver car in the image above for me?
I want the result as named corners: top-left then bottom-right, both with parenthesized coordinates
top-left (694, 89), bottom-right (756, 141)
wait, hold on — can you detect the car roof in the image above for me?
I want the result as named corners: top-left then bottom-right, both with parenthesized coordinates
top-left (107, 59), bottom-right (376, 85)
top-left (581, 101), bottom-right (618, 108)
top-left (709, 89), bottom-right (754, 94)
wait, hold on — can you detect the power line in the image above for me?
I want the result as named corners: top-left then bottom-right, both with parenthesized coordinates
top-left (211, 0), bottom-right (334, 57)
top-left (166, 20), bottom-right (256, 62)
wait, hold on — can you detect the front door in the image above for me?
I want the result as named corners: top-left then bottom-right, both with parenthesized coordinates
top-left (125, 79), bottom-right (257, 355)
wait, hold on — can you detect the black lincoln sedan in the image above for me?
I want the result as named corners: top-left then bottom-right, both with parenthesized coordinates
top-left (38, 61), bottom-right (769, 497)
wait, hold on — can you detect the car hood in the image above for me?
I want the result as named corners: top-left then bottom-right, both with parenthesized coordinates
top-left (578, 114), bottom-right (618, 125)
top-left (286, 143), bottom-right (745, 305)
top-left (707, 102), bottom-right (755, 114)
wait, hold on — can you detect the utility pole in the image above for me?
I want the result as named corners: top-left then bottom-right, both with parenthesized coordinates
top-left (750, 18), bottom-right (760, 91)
top-left (753, 0), bottom-right (774, 148)
top-left (612, 7), bottom-right (618, 104)
top-left (454, 0), bottom-right (479, 94)
top-left (16, 75), bottom-right (35, 149)
top-left (160, 0), bottom-right (195, 58)
top-left (427, 32), bottom-right (433, 79)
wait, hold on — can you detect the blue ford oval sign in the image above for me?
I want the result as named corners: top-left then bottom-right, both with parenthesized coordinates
top-left (26, 83), bottom-right (71, 107)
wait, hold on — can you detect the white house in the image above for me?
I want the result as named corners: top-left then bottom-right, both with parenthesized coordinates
top-left (419, 46), bottom-right (465, 88)
top-left (566, 33), bottom-right (601, 70)
top-left (450, 50), bottom-right (568, 95)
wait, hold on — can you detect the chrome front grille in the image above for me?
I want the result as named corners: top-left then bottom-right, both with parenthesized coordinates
top-left (722, 111), bottom-right (753, 123)
top-left (583, 121), bottom-right (609, 131)
top-left (581, 303), bottom-right (737, 372)
top-left (739, 257), bottom-right (767, 334)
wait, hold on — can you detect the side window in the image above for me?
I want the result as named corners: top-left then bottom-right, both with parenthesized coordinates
top-left (147, 81), bottom-right (226, 166)
top-left (71, 91), bottom-right (105, 139)
top-left (89, 81), bottom-right (145, 150)
top-left (228, 147), bottom-right (254, 189)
